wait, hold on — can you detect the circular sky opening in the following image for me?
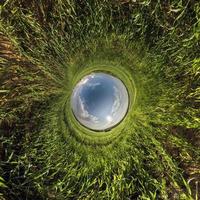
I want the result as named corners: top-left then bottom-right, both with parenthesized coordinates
top-left (71, 72), bottom-right (129, 131)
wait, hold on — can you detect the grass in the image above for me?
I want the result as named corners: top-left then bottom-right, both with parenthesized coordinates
top-left (0, 0), bottom-right (200, 199)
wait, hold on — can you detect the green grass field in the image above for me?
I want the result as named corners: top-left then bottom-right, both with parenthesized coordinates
top-left (0, 0), bottom-right (200, 199)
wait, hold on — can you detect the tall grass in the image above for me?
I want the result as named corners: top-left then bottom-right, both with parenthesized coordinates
top-left (0, 0), bottom-right (199, 199)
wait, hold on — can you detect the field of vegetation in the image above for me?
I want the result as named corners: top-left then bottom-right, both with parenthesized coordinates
top-left (0, 0), bottom-right (200, 199)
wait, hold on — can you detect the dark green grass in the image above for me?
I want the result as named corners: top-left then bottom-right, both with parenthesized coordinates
top-left (0, 0), bottom-right (200, 199)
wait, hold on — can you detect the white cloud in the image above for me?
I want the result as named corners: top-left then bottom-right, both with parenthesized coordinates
top-left (78, 96), bottom-right (89, 118)
top-left (88, 82), bottom-right (101, 90)
top-left (78, 77), bottom-right (89, 86)
top-left (111, 86), bottom-right (121, 116)
top-left (78, 96), bottom-right (99, 123)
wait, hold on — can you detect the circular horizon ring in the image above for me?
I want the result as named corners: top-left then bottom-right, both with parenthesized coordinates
top-left (70, 72), bottom-right (129, 131)
top-left (62, 64), bottom-right (137, 145)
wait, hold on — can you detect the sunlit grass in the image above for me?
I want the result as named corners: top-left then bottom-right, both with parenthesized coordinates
top-left (0, 0), bottom-right (199, 199)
